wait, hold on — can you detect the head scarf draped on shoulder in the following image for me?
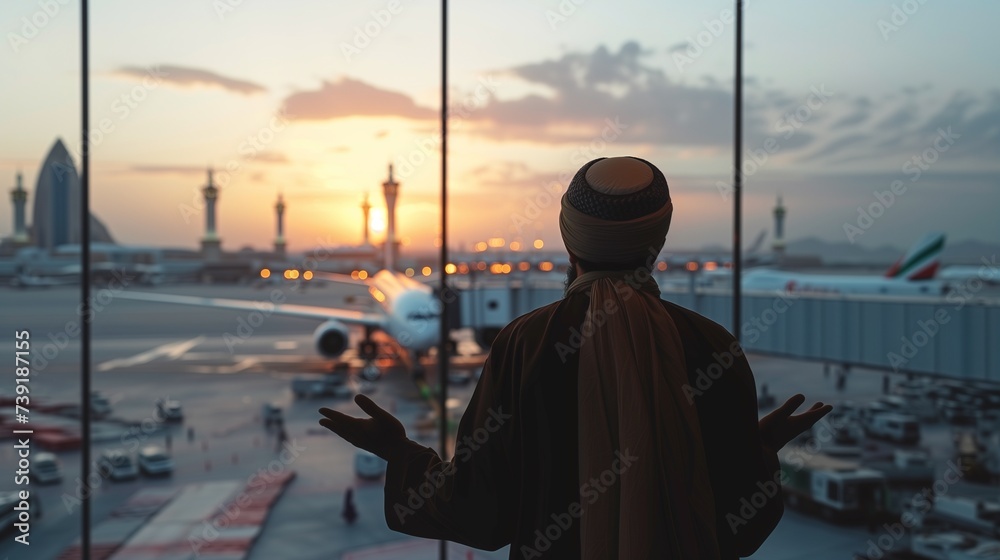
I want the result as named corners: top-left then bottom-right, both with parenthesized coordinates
top-left (560, 156), bottom-right (720, 559)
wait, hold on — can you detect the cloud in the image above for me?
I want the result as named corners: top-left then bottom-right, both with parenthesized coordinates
top-left (127, 164), bottom-right (206, 175)
top-left (114, 65), bottom-right (266, 95)
top-left (465, 42), bottom-right (744, 146)
top-left (281, 78), bottom-right (436, 121)
top-left (253, 151), bottom-right (289, 164)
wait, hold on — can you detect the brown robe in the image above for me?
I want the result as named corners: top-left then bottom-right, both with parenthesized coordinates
top-left (383, 285), bottom-right (783, 559)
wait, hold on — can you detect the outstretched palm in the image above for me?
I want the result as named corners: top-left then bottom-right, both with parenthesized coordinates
top-left (758, 394), bottom-right (833, 451)
top-left (319, 394), bottom-right (408, 460)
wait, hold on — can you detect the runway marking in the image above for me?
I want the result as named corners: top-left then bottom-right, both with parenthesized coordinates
top-left (180, 353), bottom-right (311, 362)
top-left (97, 336), bottom-right (205, 372)
top-left (187, 357), bottom-right (260, 375)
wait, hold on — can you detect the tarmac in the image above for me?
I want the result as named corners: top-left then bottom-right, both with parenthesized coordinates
top-left (0, 280), bottom-right (995, 560)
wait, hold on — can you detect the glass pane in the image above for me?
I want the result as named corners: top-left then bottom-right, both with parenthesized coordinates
top-left (744, 2), bottom-right (1000, 558)
top-left (0, 1), bottom-right (84, 558)
top-left (84, 2), bottom-right (441, 559)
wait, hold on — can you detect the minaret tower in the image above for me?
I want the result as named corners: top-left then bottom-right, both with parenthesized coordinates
top-left (361, 193), bottom-right (371, 246)
top-left (274, 192), bottom-right (286, 259)
top-left (201, 169), bottom-right (222, 261)
top-left (10, 172), bottom-right (29, 244)
top-left (772, 194), bottom-right (786, 258)
top-left (381, 164), bottom-right (399, 270)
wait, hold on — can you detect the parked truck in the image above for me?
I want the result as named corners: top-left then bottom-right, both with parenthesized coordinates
top-left (911, 496), bottom-right (1000, 540)
top-left (779, 447), bottom-right (888, 523)
top-left (865, 413), bottom-right (921, 445)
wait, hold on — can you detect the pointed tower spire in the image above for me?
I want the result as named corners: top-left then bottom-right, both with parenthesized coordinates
top-left (772, 193), bottom-right (786, 257)
top-left (361, 192), bottom-right (372, 246)
top-left (10, 171), bottom-right (29, 243)
top-left (382, 163), bottom-right (400, 270)
top-left (201, 168), bottom-right (221, 260)
top-left (274, 191), bottom-right (286, 258)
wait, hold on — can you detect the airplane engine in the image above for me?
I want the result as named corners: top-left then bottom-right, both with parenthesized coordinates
top-left (313, 320), bottom-right (351, 358)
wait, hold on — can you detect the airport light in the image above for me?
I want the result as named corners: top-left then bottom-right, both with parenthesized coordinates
top-left (350, 270), bottom-right (360, 280)
top-left (686, 261), bottom-right (699, 272)
top-left (260, 268), bottom-right (271, 279)
top-left (510, 241), bottom-right (521, 251)
top-left (303, 270), bottom-right (313, 280)
top-left (539, 261), bottom-right (554, 272)
top-left (657, 262), bottom-right (667, 272)
top-left (501, 263), bottom-right (512, 274)
top-left (488, 237), bottom-right (505, 248)
top-left (458, 263), bottom-right (469, 274)
top-left (405, 267), bottom-right (415, 277)
top-left (533, 239), bottom-right (544, 249)
top-left (518, 261), bottom-right (530, 271)
top-left (358, 270), bottom-right (369, 280)
top-left (421, 266), bottom-right (432, 277)
top-left (704, 261), bottom-right (718, 271)
top-left (476, 261), bottom-right (487, 271)
top-left (474, 241), bottom-right (487, 252)
top-left (445, 263), bottom-right (457, 274)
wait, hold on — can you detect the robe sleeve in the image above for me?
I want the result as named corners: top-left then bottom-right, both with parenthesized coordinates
top-left (697, 337), bottom-right (783, 557)
top-left (382, 328), bottom-right (517, 550)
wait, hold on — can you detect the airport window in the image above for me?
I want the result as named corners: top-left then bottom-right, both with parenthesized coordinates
top-left (2, 2), bottom-right (999, 559)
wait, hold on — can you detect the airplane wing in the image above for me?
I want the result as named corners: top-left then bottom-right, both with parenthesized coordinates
top-left (308, 271), bottom-right (369, 286)
top-left (116, 291), bottom-right (386, 327)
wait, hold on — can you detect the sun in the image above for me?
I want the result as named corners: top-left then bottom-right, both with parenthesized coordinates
top-left (369, 208), bottom-right (387, 233)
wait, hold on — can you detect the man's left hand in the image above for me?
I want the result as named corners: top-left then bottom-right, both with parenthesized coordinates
top-left (758, 394), bottom-right (833, 451)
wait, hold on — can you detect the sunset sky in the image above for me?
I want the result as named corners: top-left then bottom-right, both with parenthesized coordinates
top-left (2, 0), bottom-right (998, 255)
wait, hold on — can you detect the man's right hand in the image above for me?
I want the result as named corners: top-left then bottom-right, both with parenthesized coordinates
top-left (758, 394), bottom-right (833, 451)
top-left (319, 394), bottom-right (409, 460)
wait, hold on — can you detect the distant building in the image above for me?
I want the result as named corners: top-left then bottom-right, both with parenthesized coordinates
top-left (200, 169), bottom-right (222, 261)
top-left (274, 193), bottom-right (286, 259)
top-left (31, 139), bottom-right (115, 251)
top-left (772, 194), bottom-right (786, 258)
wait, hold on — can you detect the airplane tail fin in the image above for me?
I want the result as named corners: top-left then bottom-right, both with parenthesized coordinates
top-left (884, 232), bottom-right (945, 280)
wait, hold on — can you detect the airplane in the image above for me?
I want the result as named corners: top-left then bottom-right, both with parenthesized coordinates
top-left (9, 262), bottom-right (81, 288)
top-left (938, 264), bottom-right (1000, 286)
top-left (116, 269), bottom-right (445, 379)
top-left (742, 232), bottom-right (948, 296)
